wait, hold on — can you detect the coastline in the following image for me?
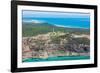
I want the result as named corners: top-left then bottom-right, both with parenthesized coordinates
top-left (23, 56), bottom-right (90, 62)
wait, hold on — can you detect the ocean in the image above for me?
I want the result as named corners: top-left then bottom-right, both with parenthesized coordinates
top-left (23, 18), bottom-right (90, 29)
top-left (23, 56), bottom-right (90, 62)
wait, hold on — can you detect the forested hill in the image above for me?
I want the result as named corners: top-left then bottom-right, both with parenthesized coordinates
top-left (22, 22), bottom-right (90, 37)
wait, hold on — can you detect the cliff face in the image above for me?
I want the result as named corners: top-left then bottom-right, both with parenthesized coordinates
top-left (22, 32), bottom-right (90, 60)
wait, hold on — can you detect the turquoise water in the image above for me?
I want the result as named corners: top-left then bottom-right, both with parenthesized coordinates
top-left (23, 56), bottom-right (90, 62)
top-left (23, 11), bottom-right (90, 29)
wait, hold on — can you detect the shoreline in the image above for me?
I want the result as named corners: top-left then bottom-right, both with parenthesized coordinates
top-left (54, 24), bottom-right (90, 30)
top-left (23, 56), bottom-right (90, 62)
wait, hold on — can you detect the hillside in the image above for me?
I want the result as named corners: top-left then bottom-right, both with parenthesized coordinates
top-left (22, 31), bottom-right (90, 61)
top-left (22, 21), bottom-right (90, 61)
top-left (22, 22), bottom-right (90, 37)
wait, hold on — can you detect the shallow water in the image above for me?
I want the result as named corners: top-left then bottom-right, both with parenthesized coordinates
top-left (23, 56), bottom-right (90, 62)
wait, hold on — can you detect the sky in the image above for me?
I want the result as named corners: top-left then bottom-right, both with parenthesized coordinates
top-left (22, 10), bottom-right (90, 29)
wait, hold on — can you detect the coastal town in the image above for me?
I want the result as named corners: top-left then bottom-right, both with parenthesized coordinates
top-left (22, 31), bottom-right (90, 61)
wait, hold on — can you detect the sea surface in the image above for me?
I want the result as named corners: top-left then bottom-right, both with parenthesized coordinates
top-left (22, 10), bottom-right (90, 29)
top-left (23, 18), bottom-right (90, 29)
top-left (23, 56), bottom-right (90, 62)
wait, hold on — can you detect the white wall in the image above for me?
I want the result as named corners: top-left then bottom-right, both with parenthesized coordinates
top-left (0, 0), bottom-right (99, 73)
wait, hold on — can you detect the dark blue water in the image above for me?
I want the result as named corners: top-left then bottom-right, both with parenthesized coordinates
top-left (23, 18), bottom-right (90, 29)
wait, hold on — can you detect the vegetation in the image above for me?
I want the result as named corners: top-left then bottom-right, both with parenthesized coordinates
top-left (22, 22), bottom-right (90, 37)
top-left (72, 38), bottom-right (90, 45)
top-left (22, 22), bottom-right (90, 61)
